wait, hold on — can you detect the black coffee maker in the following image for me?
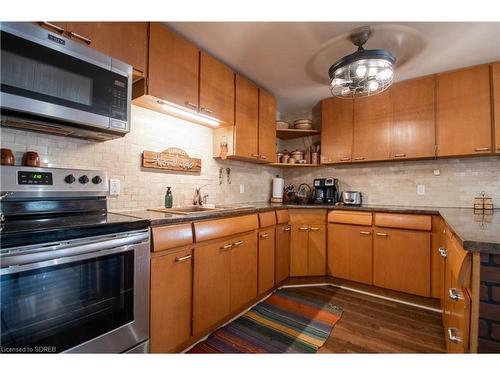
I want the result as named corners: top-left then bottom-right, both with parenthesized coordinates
top-left (312, 178), bottom-right (339, 204)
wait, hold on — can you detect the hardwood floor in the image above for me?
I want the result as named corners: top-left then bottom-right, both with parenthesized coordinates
top-left (280, 279), bottom-right (446, 353)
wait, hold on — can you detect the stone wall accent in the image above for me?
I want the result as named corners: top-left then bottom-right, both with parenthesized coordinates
top-left (479, 253), bottom-right (500, 353)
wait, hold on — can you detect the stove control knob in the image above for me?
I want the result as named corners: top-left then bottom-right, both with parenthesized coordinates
top-left (65, 174), bottom-right (76, 184)
top-left (79, 175), bottom-right (89, 184)
top-left (92, 176), bottom-right (102, 184)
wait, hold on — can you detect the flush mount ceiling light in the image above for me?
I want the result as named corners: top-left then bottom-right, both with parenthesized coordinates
top-left (328, 27), bottom-right (396, 98)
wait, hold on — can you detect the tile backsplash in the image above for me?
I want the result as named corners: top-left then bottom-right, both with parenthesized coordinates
top-left (0, 105), bottom-right (279, 211)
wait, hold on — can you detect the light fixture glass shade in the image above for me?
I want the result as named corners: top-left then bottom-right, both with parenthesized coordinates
top-left (329, 49), bottom-right (396, 98)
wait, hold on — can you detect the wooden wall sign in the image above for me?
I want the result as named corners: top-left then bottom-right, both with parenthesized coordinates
top-left (142, 147), bottom-right (201, 173)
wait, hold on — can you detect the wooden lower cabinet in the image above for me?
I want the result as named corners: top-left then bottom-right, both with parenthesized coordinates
top-left (431, 216), bottom-right (446, 299)
top-left (373, 228), bottom-right (431, 297)
top-left (447, 287), bottom-right (471, 353)
top-left (258, 228), bottom-right (275, 294)
top-left (308, 225), bottom-right (326, 275)
top-left (193, 239), bottom-right (231, 336)
top-left (328, 223), bottom-right (373, 285)
top-left (150, 247), bottom-right (192, 353)
top-left (290, 224), bottom-right (310, 276)
top-left (275, 224), bottom-right (291, 284)
top-left (230, 232), bottom-right (258, 312)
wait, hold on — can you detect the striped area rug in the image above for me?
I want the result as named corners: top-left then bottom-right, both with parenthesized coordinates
top-left (187, 287), bottom-right (343, 353)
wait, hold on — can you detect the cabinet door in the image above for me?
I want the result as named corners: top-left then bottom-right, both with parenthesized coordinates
top-left (290, 224), bottom-right (309, 276)
top-left (328, 224), bottom-right (373, 284)
top-left (258, 228), bottom-right (276, 294)
top-left (230, 232), bottom-right (258, 312)
top-left (391, 76), bottom-right (436, 159)
top-left (353, 89), bottom-right (392, 162)
top-left (373, 228), bottom-right (431, 297)
top-left (308, 224), bottom-right (326, 276)
top-left (492, 62), bottom-right (500, 154)
top-left (436, 64), bottom-right (492, 156)
top-left (148, 23), bottom-right (199, 110)
top-left (151, 248), bottom-right (192, 353)
top-left (321, 98), bottom-right (353, 163)
top-left (199, 52), bottom-right (235, 125)
top-left (275, 224), bottom-right (291, 284)
top-left (258, 88), bottom-right (277, 162)
top-left (234, 74), bottom-right (259, 160)
top-left (193, 240), bottom-right (231, 336)
top-left (431, 216), bottom-right (446, 299)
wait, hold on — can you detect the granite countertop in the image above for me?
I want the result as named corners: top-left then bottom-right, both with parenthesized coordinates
top-left (112, 202), bottom-right (500, 254)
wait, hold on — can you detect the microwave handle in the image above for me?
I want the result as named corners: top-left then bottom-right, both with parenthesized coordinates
top-left (1, 231), bottom-right (149, 274)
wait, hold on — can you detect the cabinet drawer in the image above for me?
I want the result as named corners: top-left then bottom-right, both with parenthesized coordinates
top-left (375, 213), bottom-right (431, 231)
top-left (276, 209), bottom-right (290, 224)
top-left (152, 223), bottom-right (193, 252)
top-left (289, 209), bottom-right (327, 225)
top-left (194, 214), bottom-right (259, 242)
top-left (259, 211), bottom-right (277, 228)
top-left (328, 210), bottom-right (372, 226)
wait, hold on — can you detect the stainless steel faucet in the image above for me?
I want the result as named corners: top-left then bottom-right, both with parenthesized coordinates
top-left (193, 185), bottom-right (208, 205)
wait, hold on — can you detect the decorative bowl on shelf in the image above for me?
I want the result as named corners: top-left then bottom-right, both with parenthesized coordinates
top-left (276, 121), bottom-right (290, 130)
top-left (293, 119), bottom-right (313, 130)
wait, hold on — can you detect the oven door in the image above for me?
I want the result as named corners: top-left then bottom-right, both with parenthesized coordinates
top-left (0, 22), bottom-right (131, 132)
top-left (0, 230), bottom-right (149, 353)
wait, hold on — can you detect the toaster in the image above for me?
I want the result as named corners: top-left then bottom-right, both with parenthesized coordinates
top-left (341, 191), bottom-right (362, 206)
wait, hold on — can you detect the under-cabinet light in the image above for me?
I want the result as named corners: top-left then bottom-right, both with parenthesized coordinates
top-left (156, 100), bottom-right (220, 128)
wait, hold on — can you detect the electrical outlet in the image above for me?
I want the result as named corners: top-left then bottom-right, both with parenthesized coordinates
top-left (109, 179), bottom-right (121, 196)
top-left (239, 184), bottom-right (245, 194)
top-left (433, 169), bottom-right (441, 176)
top-left (417, 184), bottom-right (425, 195)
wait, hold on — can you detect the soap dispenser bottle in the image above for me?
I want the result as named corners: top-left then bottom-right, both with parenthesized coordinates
top-left (165, 187), bottom-right (173, 208)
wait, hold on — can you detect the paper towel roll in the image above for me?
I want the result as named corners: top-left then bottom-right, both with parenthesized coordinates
top-left (272, 177), bottom-right (284, 199)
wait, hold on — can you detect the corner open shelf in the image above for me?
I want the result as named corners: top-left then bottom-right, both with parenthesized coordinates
top-left (276, 129), bottom-right (321, 140)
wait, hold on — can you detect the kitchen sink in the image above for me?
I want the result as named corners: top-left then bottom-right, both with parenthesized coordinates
top-left (148, 204), bottom-right (255, 215)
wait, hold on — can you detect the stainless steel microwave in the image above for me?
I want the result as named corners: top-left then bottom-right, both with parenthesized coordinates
top-left (0, 22), bottom-right (132, 141)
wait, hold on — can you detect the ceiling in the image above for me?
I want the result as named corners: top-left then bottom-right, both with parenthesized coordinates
top-left (166, 22), bottom-right (500, 116)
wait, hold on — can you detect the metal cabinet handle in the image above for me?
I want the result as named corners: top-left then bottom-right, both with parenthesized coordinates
top-left (200, 107), bottom-right (213, 114)
top-left (39, 22), bottom-right (65, 34)
top-left (283, 226), bottom-right (291, 232)
top-left (340, 157), bottom-right (351, 161)
top-left (175, 254), bottom-right (192, 263)
top-left (259, 155), bottom-right (267, 160)
top-left (359, 231), bottom-right (371, 235)
top-left (298, 227), bottom-right (309, 231)
top-left (354, 156), bottom-right (365, 161)
top-left (232, 240), bottom-right (244, 247)
top-left (497, 147), bottom-right (500, 151)
top-left (447, 328), bottom-right (461, 343)
top-left (251, 154), bottom-right (260, 158)
top-left (448, 288), bottom-right (464, 301)
top-left (68, 31), bottom-right (92, 44)
top-left (309, 227), bottom-right (320, 231)
top-left (474, 147), bottom-right (490, 152)
top-left (376, 232), bottom-right (388, 237)
top-left (185, 101), bottom-right (198, 109)
top-left (220, 243), bottom-right (233, 250)
top-left (438, 247), bottom-right (448, 258)
top-left (260, 233), bottom-right (269, 239)
top-left (394, 153), bottom-right (407, 158)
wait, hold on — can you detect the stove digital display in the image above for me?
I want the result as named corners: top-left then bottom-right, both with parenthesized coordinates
top-left (18, 171), bottom-right (53, 185)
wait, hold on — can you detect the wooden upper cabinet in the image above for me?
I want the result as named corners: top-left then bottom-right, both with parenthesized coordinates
top-left (148, 23), bottom-right (199, 110)
top-left (436, 64), bottom-right (492, 156)
top-left (64, 22), bottom-right (148, 74)
top-left (353, 89), bottom-right (392, 162)
top-left (258, 88), bottom-right (277, 162)
top-left (234, 74), bottom-right (259, 159)
top-left (321, 98), bottom-right (354, 163)
top-left (390, 76), bottom-right (436, 159)
top-left (492, 62), bottom-right (500, 154)
top-left (199, 52), bottom-right (235, 125)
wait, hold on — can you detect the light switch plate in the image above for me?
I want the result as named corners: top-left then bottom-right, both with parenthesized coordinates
top-left (109, 179), bottom-right (121, 196)
top-left (239, 184), bottom-right (245, 194)
top-left (417, 184), bottom-right (425, 195)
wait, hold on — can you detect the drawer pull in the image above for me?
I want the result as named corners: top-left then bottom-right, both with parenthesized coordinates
top-left (376, 232), bottom-right (388, 237)
top-left (309, 227), bottom-right (320, 232)
top-left (354, 157), bottom-right (365, 161)
top-left (251, 154), bottom-right (260, 158)
top-left (184, 101), bottom-right (198, 109)
top-left (259, 155), bottom-right (267, 160)
top-left (447, 328), bottom-right (461, 343)
top-left (260, 233), bottom-right (269, 239)
top-left (68, 31), bottom-right (92, 44)
top-left (299, 227), bottom-right (309, 231)
top-left (438, 247), bottom-right (447, 258)
top-left (283, 226), bottom-right (291, 232)
top-left (39, 22), bottom-right (65, 34)
top-left (474, 147), bottom-right (490, 152)
top-left (394, 153), bottom-right (407, 158)
top-left (448, 288), bottom-right (464, 301)
top-left (174, 254), bottom-right (192, 263)
top-left (220, 243), bottom-right (233, 250)
top-left (340, 157), bottom-right (351, 161)
top-left (200, 107), bottom-right (213, 114)
top-left (232, 240), bottom-right (244, 247)
top-left (359, 231), bottom-right (371, 235)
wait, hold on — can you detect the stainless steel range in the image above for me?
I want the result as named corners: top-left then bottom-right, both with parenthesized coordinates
top-left (0, 166), bottom-right (150, 353)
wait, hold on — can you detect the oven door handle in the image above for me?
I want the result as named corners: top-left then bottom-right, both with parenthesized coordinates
top-left (1, 231), bottom-right (149, 274)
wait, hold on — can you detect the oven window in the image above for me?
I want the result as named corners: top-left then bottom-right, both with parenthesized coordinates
top-left (1, 250), bottom-right (134, 353)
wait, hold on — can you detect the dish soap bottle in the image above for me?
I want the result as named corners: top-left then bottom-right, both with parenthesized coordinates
top-left (165, 187), bottom-right (173, 208)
